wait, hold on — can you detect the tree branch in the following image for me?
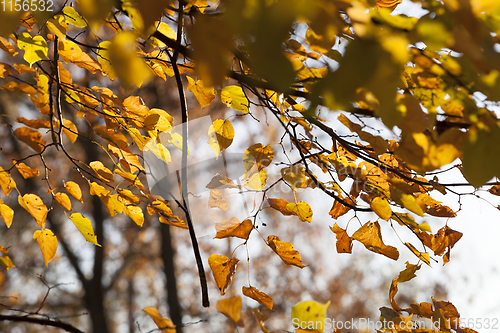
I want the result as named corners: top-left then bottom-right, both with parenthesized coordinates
top-left (0, 314), bottom-right (85, 333)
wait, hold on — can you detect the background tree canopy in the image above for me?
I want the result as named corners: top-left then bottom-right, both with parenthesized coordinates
top-left (0, 0), bottom-right (499, 332)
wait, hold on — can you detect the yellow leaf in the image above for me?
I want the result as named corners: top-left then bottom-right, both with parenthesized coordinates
top-left (15, 162), bottom-right (39, 179)
top-left (214, 218), bottom-right (253, 240)
top-left (0, 36), bottom-right (17, 56)
top-left (0, 167), bottom-right (16, 196)
top-left (208, 119), bottom-right (234, 158)
top-left (351, 221), bottom-right (399, 260)
top-left (63, 6), bottom-right (87, 28)
top-left (243, 143), bottom-right (274, 173)
top-left (370, 197), bottom-right (392, 220)
top-left (397, 261), bottom-right (422, 282)
top-left (0, 256), bottom-right (15, 270)
top-left (108, 31), bottom-right (152, 87)
top-left (208, 190), bottom-right (229, 211)
top-left (17, 33), bottom-right (48, 66)
top-left (187, 76), bottom-right (215, 108)
top-left (65, 181), bottom-right (84, 203)
top-left (208, 254), bottom-right (239, 295)
top-left (125, 206), bottom-right (144, 227)
top-left (61, 119), bottom-right (79, 143)
top-left (46, 15), bottom-right (69, 40)
top-left (19, 194), bottom-right (48, 229)
top-left (96, 41), bottom-right (117, 80)
top-left (69, 213), bottom-right (101, 247)
top-left (281, 166), bottom-right (307, 190)
top-left (143, 307), bottom-right (176, 333)
top-left (89, 161), bottom-right (114, 182)
top-left (242, 286), bottom-right (273, 310)
top-left (33, 229), bottom-right (58, 266)
top-left (108, 142), bottom-right (144, 173)
top-left (329, 223), bottom-right (352, 253)
top-left (117, 188), bottom-right (140, 205)
top-left (54, 192), bottom-right (72, 211)
top-left (58, 39), bottom-right (101, 74)
top-left (149, 21), bottom-right (176, 48)
top-left (286, 201), bottom-right (313, 223)
top-left (220, 85), bottom-right (249, 113)
top-left (244, 169), bottom-right (268, 190)
top-left (0, 204), bottom-right (14, 228)
top-left (216, 296), bottom-right (245, 327)
top-left (405, 243), bottom-right (431, 267)
top-left (291, 300), bottom-right (331, 333)
top-left (267, 235), bottom-right (305, 268)
top-left (14, 127), bottom-right (46, 153)
top-left (267, 198), bottom-right (295, 216)
top-left (102, 194), bottom-right (125, 216)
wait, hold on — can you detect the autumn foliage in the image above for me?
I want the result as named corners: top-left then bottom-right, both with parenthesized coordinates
top-left (1, 0), bottom-right (500, 332)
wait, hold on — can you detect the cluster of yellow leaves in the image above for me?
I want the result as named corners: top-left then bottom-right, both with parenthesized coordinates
top-left (267, 198), bottom-right (313, 223)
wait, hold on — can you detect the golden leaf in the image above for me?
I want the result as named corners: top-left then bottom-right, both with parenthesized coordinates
top-left (0, 256), bottom-right (15, 271)
top-left (15, 162), bottom-right (39, 179)
top-left (267, 235), bottom-right (305, 268)
top-left (14, 127), bottom-right (46, 153)
top-left (19, 194), bottom-right (48, 229)
top-left (143, 307), bottom-right (176, 333)
top-left (69, 213), bottom-right (101, 246)
top-left (46, 15), bottom-right (69, 40)
top-left (208, 119), bottom-right (234, 158)
top-left (102, 194), bottom-right (125, 216)
top-left (0, 204), bottom-right (14, 228)
top-left (54, 192), bottom-right (72, 211)
top-left (64, 181), bottom-right (83, 203)
top-left (125, 206), bottom-right (144, 227)
top-left (281, 166), bottom-right (307, 190)
top-left (243, 143), bottom-right (274, 173)
top-left (370, 197), bottom-right (392, 220)
top-left (329, 195), bottom-right (353, 219)
top-left (96, 41), bottom-right (117, 80)
top-left (267, 198), bottom-right (295, 216)
top-left (291, 300), bottom-right (331, 332)
top-left (351, 221), bottom-right (399, 260)
top-left (17, 116), bottom-right (50, 129)
top-left (117, 188), bottom-right (140, 205)
top-left (216, 296), bottom-right (245, 327)
top-left (397, 261), bottom-right (421, 283)
top-left (242, 286), bottom-right (273, 310)
top-left (214, 218), bottom-right (253, 240)
top-left (187, 76), bottom-right (215, 108)
top-left (286, 201), bottom-right (313, 223)
top-left (0, 167), bottom-right (16, 196)
top-left (243, 169), bottom-right (268, 190)
top-left (329, 223), bottom-right (352, 254)
top-left (208, 254), bottom-right (239, 295)
top-left (206, 174), bottom-right (240, 189)
top-left (33, 229), bottom-right (58, 266)
top-left (0, 36), bottom-right (17, 56)
top-left (89, 161), bottom-right (114, 182)
top-left (62, 6), bottom-right (87, 28)
top-left (208, 189), bottom-right (229, 211)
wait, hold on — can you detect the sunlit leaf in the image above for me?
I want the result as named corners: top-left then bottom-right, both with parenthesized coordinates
top-left (291, 300), bottom-right (330, 332)
top-left (54, 192), bottom-right (72, 211)
top-left (14, 127), bottom-right (46, 153)
top-left (124, 206), bottom-right (144, 227)
top-left (187, 76), bottom-right (215, 108)
top-left (243, 143), bottom-right (274, 173)
top-left (19, 194), bottom-right (48, 229)
top-left (64, 181), bottom-right (83, 203)
top-left (216, 296), bottom-right (245, 327)
top-left (267, 198), bottom-right (295, 216)
top-left (370, 197), bottom-right (392, 220)
top-left (267, 235), bottom-right (305, 268)
top-left (96, 41), bottom-right (117, 80)
top-left (0, 36), bottom-right (17, 56)
top-left (208, 119), bottom-right (234, 158)
top-left (351, 221), bottom-right (399, 260)
top-left (208, 254), bottom-right (239, 295)
top-left (243, 169), bottom-right (268, 190)
top-left (220, 86), bottom-right (249, 113)
top-left (17, 32), bottom-right (48, 66)
top-left (242, 286), bottom-right (273, 310)
top-left (0, 203), bottom-right (14, 228)
top-left (214, 217), bottom-right (253, 240)
top-left (0, 255), bottom-right (15, 270)
top-left (15, 162), bottom-right (39, 179)
top-left (0, 167), bottom-right (16, 196)
top-left (281, 166), bottom-right (307, 191)
top-left (286, 201), bottom-right (313, 223)
top-left (69, 213), bottom-right (101, 247)
top-left (143, 306), bottom-right (176, 333)
top-left (63, 6), bottom-right (87, 28)
top-left (208, 189), bottom-right (229, 211)
top-left (397, 261), bottom-right (421, 282)
top-left (33, 229), bottom-right (58, 266)
top-left (89, 161), bottom-right (114, 182)
top-left (58, 39), bottom-right (101, 74)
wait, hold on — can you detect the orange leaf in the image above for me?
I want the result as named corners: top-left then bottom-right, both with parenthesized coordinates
top-left (33, 229), bottom-right (58, 266)
top-left (330, 223), bottom-right (352, 254)
top-left (0, 36), bottom-right (17, 56)
top-left (54, 192), bottom-right (72, 211)
top-left (19, 194), bottom-right (48, 229)
top-left (375, 0), bottom-right (402, 10)
top-left (407, 302), bottom-right (434, 318)
top-left (351, 221), bottom-right (399, 260)
top-left (89, 161), bottom-right (114, 182)
top-left (267, 198), bottom-right (294, 216)
top-left (159, 215), bottom-right (188, 229)
top-left (64, 181), bottom-right (83, 203)
top-left (267, 235), bottom-right (305, 268)
top-left (397, 261), bottom-right (421, 283)
top-left (143, 306), bottom-right (176, 333)
top-left (17, 116), bottom-right (51, 129)
top-left (216, 296), bottom-right (244, 327)
top-left (208, 189), bottom-right (229, 211)
top-left (214, 218), bottom-right (253, 240)
top-left (208, 254), bottom-right (239, 295)
top-left (15, 162), bottom-right (39, 179)
top-left (329, 195), bottom-right (353, 219)
top-left (242, 286), bottom-right (273, 310)
top-left (389, 278), bottom-right (401, 312)
top-left (14, 127), bottom-right (46, 153)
